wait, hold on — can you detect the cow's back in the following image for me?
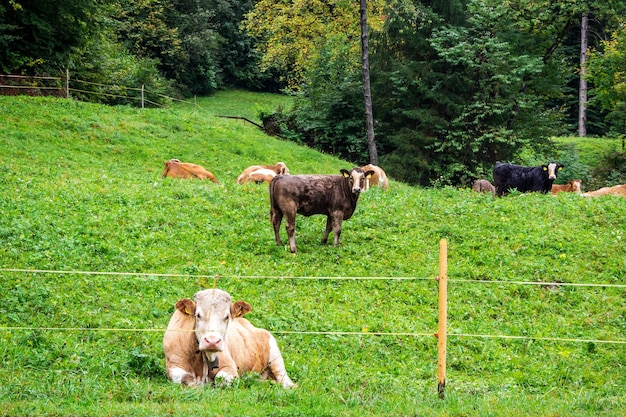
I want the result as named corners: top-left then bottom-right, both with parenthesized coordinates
top-left (271, 174), bottom-right (339, 216)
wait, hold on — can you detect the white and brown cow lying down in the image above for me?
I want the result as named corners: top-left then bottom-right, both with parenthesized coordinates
top-left (269, 167), bottom-right (374, 253)
top-left (361, 164), bottom-right (389, 190)
top-left (163, 288), bottom-right (296, 388)
top-left (551, 179), bottom-right (582, 195)
top-left (236, 162), bottom-right (290, 184)
top-left (162, 159), bottom-right (219, 183)
top-left (583, 184), bottom-right (626, 198)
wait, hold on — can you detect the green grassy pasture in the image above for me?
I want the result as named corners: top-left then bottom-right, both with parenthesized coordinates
top-left (0, 93), bottom-right (625, 416)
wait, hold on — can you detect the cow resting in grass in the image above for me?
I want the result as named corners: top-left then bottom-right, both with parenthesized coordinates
top-left (472, 179), bottom-right (496, 196)
top-left (237, 162), bottom-right (290, 184)
top-left (163, 288), bottom-right (295, 388)
top-left (269, 167), bottom-right (374, 253)
top-left (493, 161), bottom-right (562, 197)
top-left (162, 159), bottom-right (219, 183)
top-left (551, 179), bottom-right (582, 195)
top-left (583, 184), bottom-right (626, 198)
top-left (361, 164), bottom-right (389, 190)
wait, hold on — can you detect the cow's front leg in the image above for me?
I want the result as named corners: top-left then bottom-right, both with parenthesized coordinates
top-left (331, 216), bottom-right (343, 246)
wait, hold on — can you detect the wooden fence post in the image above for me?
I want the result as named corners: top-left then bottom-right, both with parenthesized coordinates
top-left (437, 238), bottom-right (448, 399)
top-left (66, 69), bottom-right (70, 99)
top-left (141, 84), bottom-right (145, 109)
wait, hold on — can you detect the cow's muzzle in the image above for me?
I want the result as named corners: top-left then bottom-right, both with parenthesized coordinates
top-left (198, 334), bottom-right (224, 352)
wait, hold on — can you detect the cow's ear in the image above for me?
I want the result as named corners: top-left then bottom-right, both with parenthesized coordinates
top-left (231, 300), bottom-right (252, 318)
top-left (175, 298), bottom-right (196, 316)
top-left (341, 169), bottom-right (350, 178)
top-left (558, 166), bottom-right (563, 171)
top-left (543, 166), bottom-right (548, 171)
top-left (365, 170), bottom-right (375, 179)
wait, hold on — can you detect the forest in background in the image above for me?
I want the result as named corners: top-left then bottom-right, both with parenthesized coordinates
top-left (1, 0), bottom-right (625, 185)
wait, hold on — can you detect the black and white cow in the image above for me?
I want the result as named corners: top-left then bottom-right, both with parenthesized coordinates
top-left (493, 161), bottom-right (563, 197)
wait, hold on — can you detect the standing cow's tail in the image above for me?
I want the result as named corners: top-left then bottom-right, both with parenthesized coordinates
top-left (269, 175), bottom-right (279, 209)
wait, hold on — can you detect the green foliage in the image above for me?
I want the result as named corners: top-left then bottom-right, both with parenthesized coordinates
top-left (368, 0), bottom-right (563, 186)
top-left (587, 21), bottom-right (626, 135)
top-left (1, 0), bottom-right (101, 73)
top-left (0, 92), bottom-right (625, 416)
top-left (552, 136), bottom-right (626, 190)
top-left (277, 36), bottom-right (370, 163)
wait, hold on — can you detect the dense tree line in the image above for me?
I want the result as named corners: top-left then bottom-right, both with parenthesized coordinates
top-left (0, 0), bottom-right (277, 103)
top-left (1, 0), bottom-right (624, 185)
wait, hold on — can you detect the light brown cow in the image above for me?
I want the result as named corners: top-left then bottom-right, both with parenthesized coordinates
top-left (237, 162), bottom-right (290, 184)
top-left (163, 288), bottom-right (296, 388)
top-left (551, 179), bottom-right (582, 195)
top-left (361, 164), bottom-right (389, 190)
top-left (472, 179), bottom-right (496, 196)
top-left (583, 184), bottom-right (626, 198)
top-left (162, 159), bottom-right (219, 183)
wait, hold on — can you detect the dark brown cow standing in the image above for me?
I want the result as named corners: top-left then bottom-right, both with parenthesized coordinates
top-left (269, 167), bottom-right (373, 253)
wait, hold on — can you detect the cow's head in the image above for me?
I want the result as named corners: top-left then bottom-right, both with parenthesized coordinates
top-left (543, 162), bottom-right (563, 180)
top-left (276, 162), bottom-right (290, 175)
top-left (341, 167), bottom-right (374, 194)
top-left (176, 289), bottom-right (251, 358)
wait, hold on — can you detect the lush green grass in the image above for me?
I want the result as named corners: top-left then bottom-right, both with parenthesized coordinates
top-left (1, 93), bottom-right (625, 416)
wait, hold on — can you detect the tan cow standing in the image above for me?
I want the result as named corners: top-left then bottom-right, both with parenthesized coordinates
top-left (162, 159), bottom-right (219, 183)
top-left (361, 164), bottom-right (389, 191)
top-left (163, 288), bottom-right (296, 388)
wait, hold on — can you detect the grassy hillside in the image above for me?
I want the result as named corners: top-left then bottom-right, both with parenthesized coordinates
top-left (1, 93), bottom-right (625, 417)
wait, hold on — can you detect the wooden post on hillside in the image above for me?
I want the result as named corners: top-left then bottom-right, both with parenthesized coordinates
top-left (66, 69), bottom-right (70, 99)
top-left (437, 238), bottom-right (448, 399)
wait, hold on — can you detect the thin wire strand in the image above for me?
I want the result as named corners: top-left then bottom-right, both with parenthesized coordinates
top-left (1, 326), bottom-right (623, 345)
top-left (1, 268), bottom-right (624, 287)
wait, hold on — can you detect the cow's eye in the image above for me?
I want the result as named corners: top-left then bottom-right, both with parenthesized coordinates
top-left (195, 313), bottom-right (202, 320)
top-left (223, 315), bottom-right (230, 323)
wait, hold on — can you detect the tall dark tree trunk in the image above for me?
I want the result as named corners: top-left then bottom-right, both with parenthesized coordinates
top-left (360, 0), bottom-right (378, 164)
top-left (579, 13), bottom-right (588, 137)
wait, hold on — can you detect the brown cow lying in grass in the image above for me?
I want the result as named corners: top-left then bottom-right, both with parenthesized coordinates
top-left (551, 179), bottom-right (582, 195)
top-left (361, 164), bottom-right (389, 190)
top-left (163, 288), bottom-right (296, 388)
top-left (472, 179), bottom-right (496, 196)
top-left (583, 184), bottom-right (626, 198)
top-left (162, 159), bottom-right (219, 183)
top-left (236, 162), bottom-right (290, 184)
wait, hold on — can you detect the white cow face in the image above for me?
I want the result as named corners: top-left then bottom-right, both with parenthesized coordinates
top-left (544, 162), bottom-right (562, 180)
top-left (341, 168), bottom-right (374, 194)
top-left (176, 289), bottom-right (252, 355)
